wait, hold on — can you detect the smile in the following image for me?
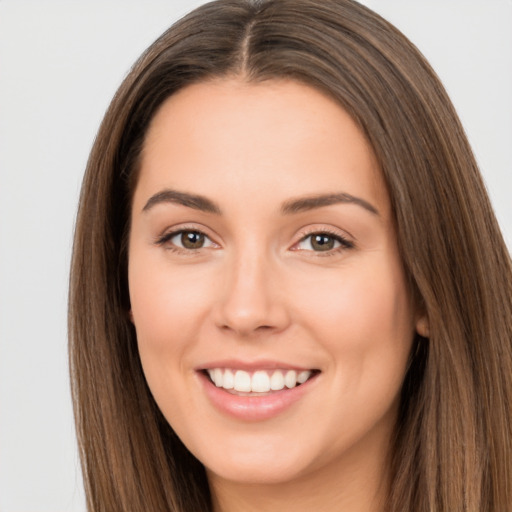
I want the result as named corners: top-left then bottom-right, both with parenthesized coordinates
top-left (205, 368), bottom-right (316, 394)
top-left (197, 362), bottom-right (321, 421)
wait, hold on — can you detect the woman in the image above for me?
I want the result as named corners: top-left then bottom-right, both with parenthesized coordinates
top-left (68, 0), bottom-right (512, 510)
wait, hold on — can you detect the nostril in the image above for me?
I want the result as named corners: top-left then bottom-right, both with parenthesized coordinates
top-left (218, 320), bottom-right (279, 335)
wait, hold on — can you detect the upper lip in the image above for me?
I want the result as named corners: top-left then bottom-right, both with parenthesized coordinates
top-left (196, 359), bottom-right (319, 372)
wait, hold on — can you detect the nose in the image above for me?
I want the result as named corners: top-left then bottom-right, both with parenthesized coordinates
top-left (213, 249), bottom-right (290, 337)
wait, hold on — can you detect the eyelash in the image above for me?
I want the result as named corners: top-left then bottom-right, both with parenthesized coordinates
top-left (293, 228), bottom-right (355, 256)
top-left (155, 227), bottom-right (355, 256)
top-left (154, 226), bottom-right (216, 255)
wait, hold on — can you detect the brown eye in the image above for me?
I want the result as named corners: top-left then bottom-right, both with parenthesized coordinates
top-left (310, 234), bottom-right (336, 251)
top-left (180, 231), bottom-right (206, 249)
top-left (157, 229), bottom-right (217, 252)
top-left (295, 232), bottom-right (353, 253)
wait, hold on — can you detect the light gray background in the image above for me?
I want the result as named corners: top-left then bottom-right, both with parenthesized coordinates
top-left (0, 1), bottom-right (511, 511)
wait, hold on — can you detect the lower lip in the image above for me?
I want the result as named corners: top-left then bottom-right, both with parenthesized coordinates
top-left (198, 371), bottom-right (319, 422)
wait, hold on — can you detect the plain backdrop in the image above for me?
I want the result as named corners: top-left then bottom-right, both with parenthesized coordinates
top-left (0, 1), bottom-right (511, 511)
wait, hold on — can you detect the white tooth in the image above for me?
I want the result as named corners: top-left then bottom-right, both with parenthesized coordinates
top-left (270, 370), bottom-right (285, 391)
top-left (297, 370), bottom-right (311, 384)
top-left (207, 369), bottom-right (215, 382)
top-left (222, 369), bottom-right (234, 390)
top-left (234, 370), bottom-right (251, 392)
top-left (285, 370), bottom-right (297, 389)
top-left (252, 371), bottom-right (270, 392)
top-left (213, 368), bottom-right (223, 387)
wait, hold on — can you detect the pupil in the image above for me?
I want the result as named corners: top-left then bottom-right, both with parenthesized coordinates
top-left (182, 231), bottom-right (204, 249)
top-left (312, 234), bottom-right (334, 251)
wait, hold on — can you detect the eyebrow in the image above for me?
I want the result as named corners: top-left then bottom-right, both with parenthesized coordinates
top-left (142, 189), bottom-right (222, 214)
top-left (281, 193), bottom-right (379, 216)
top-left (142, 189), bottom-right (379, 217)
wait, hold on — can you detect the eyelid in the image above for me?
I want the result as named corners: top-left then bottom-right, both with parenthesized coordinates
top-left (295, 224), bottom-right (355, 241)
top-left (154, 223), bottom-right (220, 249)
top-left (291, 225), bottom-right (356, 253)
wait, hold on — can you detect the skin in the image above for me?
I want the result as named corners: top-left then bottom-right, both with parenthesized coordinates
top-left (128, 78), bottom-right (426, 512)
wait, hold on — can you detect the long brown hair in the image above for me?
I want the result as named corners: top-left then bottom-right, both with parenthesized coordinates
top-left (69, 1), bottom-right (512, 510)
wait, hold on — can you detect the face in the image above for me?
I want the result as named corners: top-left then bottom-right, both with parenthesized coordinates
top-left (128, 79), bottom-right (423, 490)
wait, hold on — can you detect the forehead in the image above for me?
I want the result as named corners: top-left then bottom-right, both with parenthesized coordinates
top-left (136, 78), bottom-right (389, 217)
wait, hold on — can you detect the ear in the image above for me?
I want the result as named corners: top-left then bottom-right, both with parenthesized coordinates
top-left (415, 313), bottom-right (429, 338)
top-left (128, 309), bottom-right (134, 324)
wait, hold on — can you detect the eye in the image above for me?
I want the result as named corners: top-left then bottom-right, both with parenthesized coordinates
top-left (157, 229), bottom-right (217, 250)
top-left (295, 232), bottom-right (353, 253)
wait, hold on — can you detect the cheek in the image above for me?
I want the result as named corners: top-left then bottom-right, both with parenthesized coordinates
top-left (128, 255), bottom-right (218, 363)
top-left (128, 257), bottom-right (222, 426)
top-left (287, 254), bottom-right (415, 447)
top-left (292, 252), bottom-right (414, 372)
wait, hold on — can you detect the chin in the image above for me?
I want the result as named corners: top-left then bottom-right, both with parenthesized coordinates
top-left (204, 455), bottom-right (310, 486)
top-left (185, 426), bottom-right (329, 487)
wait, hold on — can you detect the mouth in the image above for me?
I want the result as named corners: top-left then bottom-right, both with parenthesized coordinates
top-left (202, 367), bottom-right (320, 395)
top-left (197, 364), bottom-right (321, 421)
